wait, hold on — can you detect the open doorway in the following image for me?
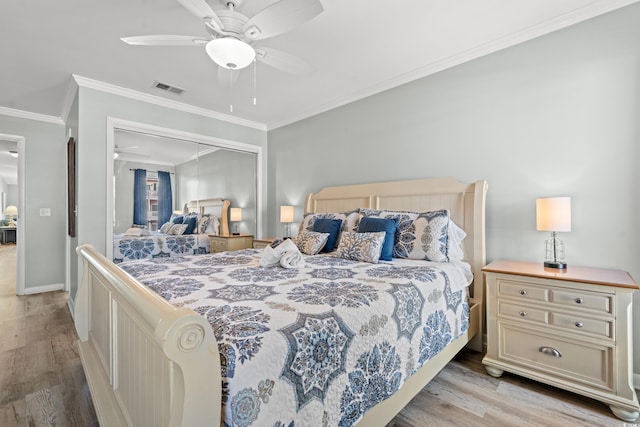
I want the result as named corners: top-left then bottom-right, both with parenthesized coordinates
top-left (0, 133), bottom-right (24, 295)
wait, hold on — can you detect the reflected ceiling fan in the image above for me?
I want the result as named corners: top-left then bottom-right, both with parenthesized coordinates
top-left (121, 0), bottom-right (323, 85)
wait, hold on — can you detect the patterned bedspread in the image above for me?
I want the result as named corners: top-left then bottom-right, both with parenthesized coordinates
top-left (113, 232), bottom-right (210, 263)
top-left (119, 249), bottom-right (472, 427)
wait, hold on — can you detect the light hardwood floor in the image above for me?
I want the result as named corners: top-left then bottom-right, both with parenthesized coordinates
top-left (0, 244), bottom-right (625, 426)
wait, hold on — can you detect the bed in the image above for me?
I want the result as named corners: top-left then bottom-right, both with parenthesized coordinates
top-left (112, 198), bottom-right (230, 263)
top-left (74, 177), bottom-right (488, 426)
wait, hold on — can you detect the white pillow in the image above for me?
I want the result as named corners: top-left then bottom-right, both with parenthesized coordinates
top-left (124, 227), bottom-right (150, 236)
top-left (447, 221), bottom-right (467, 260)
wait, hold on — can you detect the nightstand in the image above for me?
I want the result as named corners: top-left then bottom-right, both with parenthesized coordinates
top-left (482, 260), bottom-right (639, 421)
top-left (209, 234), bottom-right (253, 253)
top-left (252, 238), bottom-right (276, 249)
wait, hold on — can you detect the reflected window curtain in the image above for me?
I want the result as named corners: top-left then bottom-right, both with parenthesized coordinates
top-left (157, 171), bottom-right (172, 226)
top-left (133, 169), bottom-right (147, 226)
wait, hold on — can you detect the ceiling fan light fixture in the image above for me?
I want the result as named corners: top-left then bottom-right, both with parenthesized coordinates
top-left (205, 38), bottom-right (255, 70)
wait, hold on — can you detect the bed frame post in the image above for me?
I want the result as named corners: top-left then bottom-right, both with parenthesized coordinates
top-left (75, 244), bottom-right (222, 426)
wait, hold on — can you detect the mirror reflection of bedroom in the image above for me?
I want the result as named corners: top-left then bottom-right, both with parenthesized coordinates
top-left (112, 129), bottom-right (257, 263)
top-left (0, 139), bottom-right (18, 296)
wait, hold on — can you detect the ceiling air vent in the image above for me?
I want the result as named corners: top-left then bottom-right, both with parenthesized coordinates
top-left (152, 81), bottom-right (185, 95)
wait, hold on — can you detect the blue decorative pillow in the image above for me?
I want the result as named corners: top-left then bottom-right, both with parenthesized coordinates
top-left (312, 218), bottom-right (343, 252)
top-left (182, 215), bottom-right (198, 235)
top-left (357, 217), bottom-right (398, 261)
top-left (171, 215), bottom-right (184, 224)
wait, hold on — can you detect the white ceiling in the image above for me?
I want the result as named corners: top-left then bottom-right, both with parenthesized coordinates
top-left (2, 0), bottom-right (639, 132)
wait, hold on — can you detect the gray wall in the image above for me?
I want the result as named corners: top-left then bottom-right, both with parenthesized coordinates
top-left (74, 87), bottom-right (267, 301)
top-left (267, 5), bottom-right (640, 369)
top-left (67, 91), bottom-right (79, 295)
top-left (0, 115), bottom-right (66, 290)
top-left (176, 148), bottom-right (258, 235)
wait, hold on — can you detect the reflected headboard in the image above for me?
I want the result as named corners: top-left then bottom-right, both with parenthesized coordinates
top-left (184, 198), bottom-right (230, 236)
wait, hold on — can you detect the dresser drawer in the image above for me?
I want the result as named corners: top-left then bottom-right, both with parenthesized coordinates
top-left (498, 301), bottom-right (548, 324)
top-left (498, 323), bottom-right (613, 391)
top-left (210, 238), bottom-right (227, 253)
top-left (550, 312), bottom-right (613, 339)
top-left (498, 280), bottom-right (549, 302)
top-left (550, 289), bottom-right (612, 315)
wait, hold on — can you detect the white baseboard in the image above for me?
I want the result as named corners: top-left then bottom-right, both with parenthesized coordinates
top-left (634, 373), bottom-right (640, 391)
top-left (67, 296), bottom-right (75, 320)
top-left (22, 283), bottom-right (64, 295)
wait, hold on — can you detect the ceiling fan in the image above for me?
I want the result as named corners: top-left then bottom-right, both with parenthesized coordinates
top-left (121, 0), bottom-right (323, 84)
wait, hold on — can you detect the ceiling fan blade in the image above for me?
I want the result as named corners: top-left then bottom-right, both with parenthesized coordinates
top-left (178, 0), bottom-right (224, 32)
top-left (255, 47), bottom-right (314, 76)
top-left (217, 66), bottom-right (241, 88)
top-left (243, 0), bottom-right (323, 40)
top-left (121, 35), bottom-right (209, 46)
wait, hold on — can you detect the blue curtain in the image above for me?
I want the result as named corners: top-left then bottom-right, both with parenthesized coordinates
top-left (157, 171), bottom-right (172, 226)
top-left (133, 169), bottom-right (147, 226)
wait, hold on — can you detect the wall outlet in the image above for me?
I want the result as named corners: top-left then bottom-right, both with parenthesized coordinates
top-left (40, 208), bottom-right (51, 216)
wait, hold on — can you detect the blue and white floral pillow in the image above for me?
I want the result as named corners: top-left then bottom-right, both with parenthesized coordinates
top-left (299, 209), bottom-right (362, 235)
top-left (360, 208), bottom-right (418, 258)
top-left (295, 231), bottom-right (330, 255)
top-left (335, 231), bottom-right (386, 264)
top-left (159, 221), bottom-right (173, 234)
top-left (409, 210), bottom-right (450, 262)
top-left (360, 208), bottom-right (452, 261)
top-left (169, 223), bottom-right (188, 235)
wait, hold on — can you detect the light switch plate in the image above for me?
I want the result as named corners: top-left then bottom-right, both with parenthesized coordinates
top-left (40, 208), bottom-right (51, 216)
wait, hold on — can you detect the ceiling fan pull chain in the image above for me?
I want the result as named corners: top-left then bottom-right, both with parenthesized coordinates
top-left (229, 69), bottom-right (234, 113)
top-left (253, 59), bottom-right (257, 105)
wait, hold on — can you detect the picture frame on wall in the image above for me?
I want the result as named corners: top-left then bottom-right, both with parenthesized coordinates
top-left (67, 137), bottom-right (76, 237)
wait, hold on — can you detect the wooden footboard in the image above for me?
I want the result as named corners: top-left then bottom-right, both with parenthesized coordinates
top-left (75, 245), bottom-right (221, 427)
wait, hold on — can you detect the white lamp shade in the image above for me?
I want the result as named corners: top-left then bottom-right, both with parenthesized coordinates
top-left (3, 205), bottom-right (17, 216)
top-left (536, 197), bottom-right (571, 232)
top-left (280, 205), bottom-right (294, 223)
top-left (205, 38), bottom-right (255, 70)
top-left (230, 208), bottom-right (243, 222)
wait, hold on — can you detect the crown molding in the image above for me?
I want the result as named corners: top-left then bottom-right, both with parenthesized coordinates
top-left (60, 76), bottom-right (79, 124)
top-left (266, 0), bottom-right (640, 130)
top-left (0, 106), bottom-right (64, 125)
top-left (73, 75), bottom-right (267, 131)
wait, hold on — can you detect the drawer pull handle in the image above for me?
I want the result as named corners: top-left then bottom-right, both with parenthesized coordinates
top-left (519, 311), bottom-right (527, 317)
top-left (575, 322), bottom-right (583, 328)
top-left (575, 298), bottom-right (584, 304)
top-left (539, 346), bottom-right (562, 358)
top-left (519, 290), bottom-right (527, 296)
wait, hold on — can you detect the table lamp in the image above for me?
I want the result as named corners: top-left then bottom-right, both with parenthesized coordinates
top-left (3, 205), bottom-right (17, 227)
top-left (230, 207), bottom-right (242, 235)
top-left (536, 197), bottom-right (571, 269)
top-left (280, 205), bottom-right (294, 238)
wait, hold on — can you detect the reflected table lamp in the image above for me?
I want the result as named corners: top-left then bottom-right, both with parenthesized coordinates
top-left (3, 205), bottom-right (17, 227)
top-left (230, 208), bottom-right (242, 235)
top-left (536, 197), bottom-right (571, 269)
top-left (280, 205), bottom-right (294, 238)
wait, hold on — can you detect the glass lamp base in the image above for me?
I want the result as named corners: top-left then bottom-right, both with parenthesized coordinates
top-left (544, 260), bottom-right (567, 269)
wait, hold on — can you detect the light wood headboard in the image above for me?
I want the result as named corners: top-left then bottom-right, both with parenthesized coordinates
top-left (184, 198), bottom-right (230, 236)
top-left (305, 176), bottom-right (488, 350)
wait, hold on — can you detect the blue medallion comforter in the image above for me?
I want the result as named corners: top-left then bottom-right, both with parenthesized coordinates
top-left (113, 232), bottom-right (210, 263)
top-left (119, 249), bottom-right (473, 427)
